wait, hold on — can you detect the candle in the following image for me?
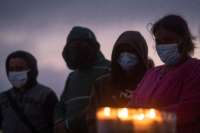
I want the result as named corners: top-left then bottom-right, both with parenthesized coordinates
top-left (97, 107), bottom-right (176, 133)
top-left (97, 107), bottom-right (133, 133)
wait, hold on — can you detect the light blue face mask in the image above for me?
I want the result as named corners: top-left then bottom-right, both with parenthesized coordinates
top-left (8, 70), bottom-right (29, 88)
top-left (156, 43), bottom-right (181, 66)
top-left (117, 52), bottom-right (138, 71)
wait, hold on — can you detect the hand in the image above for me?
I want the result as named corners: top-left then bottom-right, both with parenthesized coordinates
top-left (125, 89), bottom-right (133, 99)
top-left (120, 89), bottom-right (133, 99)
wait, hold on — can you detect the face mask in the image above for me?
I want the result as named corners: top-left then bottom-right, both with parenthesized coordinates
top-left (117, 52), bottom-right (138, 71)
top-left (156, 43), bottom-right (181, 66)
top-left (8, 70), bottom-right (29, 88)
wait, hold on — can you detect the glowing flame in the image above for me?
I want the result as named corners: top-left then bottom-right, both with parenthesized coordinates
top-left (104, 107), bottom-right (111, 117)
top-left (146, 109), bottom-right (156, 119)
top-left (134, 113), bottom-right (145, 121)
top-left (97, 107), bottom-right (163, 122)
top-left (117, 108), bottom-right (129, 120)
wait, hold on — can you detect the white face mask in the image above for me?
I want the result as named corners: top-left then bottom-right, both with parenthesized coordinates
top-left (8, 70), bottom-right (29, 88)
top-left (156, 43), bottom-right (181, 66)
top-left (117, 52), bottom-right (138, 71)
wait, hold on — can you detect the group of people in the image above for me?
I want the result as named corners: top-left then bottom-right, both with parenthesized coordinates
top-left (0, 14), bottom-right (200, 133)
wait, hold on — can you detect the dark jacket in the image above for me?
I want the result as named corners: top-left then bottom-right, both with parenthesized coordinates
top-left (88, 31), bottom-right (151, 109)
top-left (0, 84), bottom-right (58, 133)
top-left (90, 73), bottom-right (133, 108)
top-left (86, 31), bottom-right (152, 133)
top-left (55, 52), bottom-right (110, 133)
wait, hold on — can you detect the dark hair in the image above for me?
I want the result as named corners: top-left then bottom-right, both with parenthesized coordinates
top-left (151, 14), bottom-right (195, 55)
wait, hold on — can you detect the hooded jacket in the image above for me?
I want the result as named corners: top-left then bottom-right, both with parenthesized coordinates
top-left (86, 31), bottom-right (151, 133)
top-left (55, 42), bottom-right (110, 133)
top-left (89, 31), bottom-right (150, 108)
top-left (0, 51), bottom-right (58, 133)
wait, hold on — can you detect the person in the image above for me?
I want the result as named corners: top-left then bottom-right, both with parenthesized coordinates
top-left (0, 50), bottom-right (58, 133)
top-left (54, 26), bottom-right (110, 133)
top-left (86, 31), bottom-right (154, 133)
top-left (129, 14), bottom-right (200, 133)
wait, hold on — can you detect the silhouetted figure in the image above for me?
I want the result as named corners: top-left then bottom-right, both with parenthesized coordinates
top-left (87, 31), bottom-right (154, 133)
top-left (54, 26), bottom-right (110, 133)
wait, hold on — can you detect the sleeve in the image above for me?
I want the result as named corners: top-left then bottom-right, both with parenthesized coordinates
top-left (43, 90), bottom-right (58, 132)
top-left (67, 82), bottom-right (100, 133)
top-left (163, 64), bottom-right (200, 127)
top-left (85, 83), bottom-right (100, 133)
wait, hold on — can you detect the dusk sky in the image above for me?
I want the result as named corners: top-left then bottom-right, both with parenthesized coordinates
top-left (0, 0), bottom-right (200, 96)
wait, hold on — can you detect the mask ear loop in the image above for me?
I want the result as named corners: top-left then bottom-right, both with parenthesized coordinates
top-left (146, 23), bottom-right (157, 54)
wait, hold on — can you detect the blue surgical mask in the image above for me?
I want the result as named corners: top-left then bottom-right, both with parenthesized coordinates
top-left (8, 70), bottom-right (29, 88)
top-left (156, 43), bottom-right (181, 66)
top-left (117, 52), bottom-right (138, 71)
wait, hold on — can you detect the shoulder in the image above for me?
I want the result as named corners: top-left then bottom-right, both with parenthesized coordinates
top-left (33, 83), bottom-right (57, 97)
top-left (144, 65), bottom-right (164, 76)
top-left (33, 84), bottom-right (58, 103)
top-left (96, 73), bottom-right (111, 82)
top-left (66, 71), bottom-right (75, 78)
top-left (176, 58), bottom-right (200, 74)
top-left (92, 58), bottom-right (110, 71)
top-left (0, 89), bottom-right (12, 97)
top-left (188, 58), bottom-right (200, 67)
top-left (95, 73), bottom-right (111, 87)
top-left (0, 89), bottom-right (12, 104)
top-left (183, 58), bottom-right (200, 77)
top-left (92, 73), bottom-right (116, 99)
top-left (90, 74), bottom-right (112, 103)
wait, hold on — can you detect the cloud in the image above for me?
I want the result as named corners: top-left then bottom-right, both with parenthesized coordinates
top-left (1, 0), bottom-right (199, 25)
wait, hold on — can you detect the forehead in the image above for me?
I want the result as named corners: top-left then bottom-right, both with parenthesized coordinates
top-left (154, 28), bottom-right (179, 39)
top-left (9, 57), bottom-right (28, 67)
top-left (116, 43), bottom-right (137, 53)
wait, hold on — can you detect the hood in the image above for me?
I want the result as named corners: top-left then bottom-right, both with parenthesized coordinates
top-left (62, 26), bottom-right (101, 70)
top-left (6, 50), bottom-right (38, 89)
top-left (112, 31), bottom-right (148, 68)
top-left (111, 31), bottom-right (150, 85)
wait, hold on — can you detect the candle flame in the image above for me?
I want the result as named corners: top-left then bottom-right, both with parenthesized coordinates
top-left (146, 109), bottom-right (156, 119)
top-left (117, 108), bottom-right (128, 120)
top-left (104, 107), bottom-right (111, 117)
top-left (134, 113), bottom-right (145, 121)
top-left (97, 107), bottom-right (164, 122)
top-left (97, 107), bottom-right (176, 133)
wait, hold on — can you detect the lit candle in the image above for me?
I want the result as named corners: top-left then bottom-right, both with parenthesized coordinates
top-left (97, 107), bottom-right (133, 133)
top-left (97, 107), bottom-right (176, 133)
